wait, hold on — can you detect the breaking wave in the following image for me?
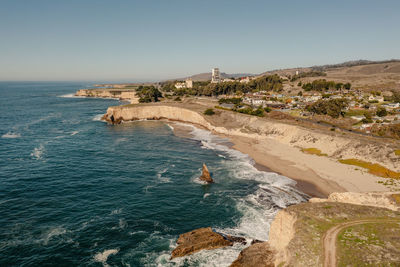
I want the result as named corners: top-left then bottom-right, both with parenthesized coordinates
top-left (92, 114), bottom-right (104, 121)
top-left (94, 248), bottom-right (119, 267)
top-left (2, 132), bottom-right (21, 138)
top-left (31, 144), bottom-right (45, 160)
top-left (185, 123), bottom-right (307, 241)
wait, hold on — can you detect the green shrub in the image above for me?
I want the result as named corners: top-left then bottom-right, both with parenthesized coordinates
top-left (204, 108), bottom-right (215, 115)
top-left (376, 106), bottom-right (387, 117)
top-left (174, 96), bottom-right (182, 101)
top-left (264, 107), bottom-right (272, 113)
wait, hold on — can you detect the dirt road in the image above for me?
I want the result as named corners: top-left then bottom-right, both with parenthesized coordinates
top-left (323, 219), bottom-right (399, 267)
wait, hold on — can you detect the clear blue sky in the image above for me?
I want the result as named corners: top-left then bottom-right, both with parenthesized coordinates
top-left (1, 0), bottom-right (399, 82)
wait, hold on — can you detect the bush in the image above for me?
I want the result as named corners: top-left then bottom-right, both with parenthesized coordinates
top-left (305, 98), bottom-right (348, 118)
top-left (204, 108), bottom-right (215, 115)
top-left (264, 107), bottom-right (272, 113)
top-left (376, 106), bottom-right (387, 117)
top-left (174, 96), bottom-right (182, 101)
top-left (218, 97), bottom-right (242, 105)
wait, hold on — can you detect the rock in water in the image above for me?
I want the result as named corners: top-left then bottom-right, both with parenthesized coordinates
top-left (230, 242), bottom-right (275, 267)
top-left (171, 227), bottom-right (233, 259)
top-left (199, 163), bottom-right (214, 183)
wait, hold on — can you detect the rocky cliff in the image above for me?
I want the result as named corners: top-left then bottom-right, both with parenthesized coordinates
top-left (75, 89), bottom-right (139, 103)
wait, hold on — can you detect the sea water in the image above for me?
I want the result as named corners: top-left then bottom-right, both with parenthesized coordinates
top-left (0, 82), bottom-right (307, 266)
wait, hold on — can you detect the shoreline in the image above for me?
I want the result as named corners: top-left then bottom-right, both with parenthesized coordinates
top-left (101, 103), bottom-right (392, 197)
top-left (168, 121), bottom-right (327, 198)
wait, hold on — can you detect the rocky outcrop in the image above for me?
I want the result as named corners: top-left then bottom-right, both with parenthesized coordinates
top-left (75, 89), bottom-right (139, 103)
top-left (309, 191), bottom-right (400, 211)
top-left (170, 227), bottom-right (233, 259)
top-left (199, 163), bottom-right (214, 183)
top-left (103, 105), bottom-right (212, 127)
top-left (230, 242), bottom-right (275, 267)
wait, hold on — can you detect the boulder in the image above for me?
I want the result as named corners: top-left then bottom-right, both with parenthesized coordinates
top-left (199, 163), bottom-right (214, 183)
top-left (230, 242), bottom-right (275, 267)
top-left (171, 227), bottom-right (232, 259)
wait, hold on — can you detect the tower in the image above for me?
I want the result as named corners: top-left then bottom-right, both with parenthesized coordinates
top-left (211, 68), bottom-right (220, 83)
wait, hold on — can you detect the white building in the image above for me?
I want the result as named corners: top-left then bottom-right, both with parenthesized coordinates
top-left (212, 68), bottom-right (221, 83)
top-left (175, 79), bottom-right (193, 89)
top-left (368, 95), bottom-right (384, 103)
top-left (240, 77), bottom-right (250, 84)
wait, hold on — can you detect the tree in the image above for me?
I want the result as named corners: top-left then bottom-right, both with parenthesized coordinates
top-left (136, 86), bottom-right (162, 102)
top-left (306, 98), bottom-right (348, 118)
top-left (376, 106), bottom-right (387, 117)
top-left (343, 83), bottom-right (351, 90)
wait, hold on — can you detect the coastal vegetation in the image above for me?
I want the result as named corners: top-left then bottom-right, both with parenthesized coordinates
top-left (204, 108), bottom-right (215, 115)
top-left (306, 98), bottom-right (348, 118)
top-left (338, 159), bottom-right (400, 179)
top-left (136, 86), bottom-right (162, 103)
top-left (218, 97), bottom-right (242, 105)
top-left (301, 148), bottom-right (328, 156)
top-left (302, 79), bottom-right (351, 91)
top-left (276, 202), bottom-right (400, 266)
top-left (337, 222), bottom-right (400, 266)
top-left (160, 74), bottom-right (284, 96)
top-left (370, 123), bottom-right (400, 139)
top-left (235, 106), bottom-right (265, 117)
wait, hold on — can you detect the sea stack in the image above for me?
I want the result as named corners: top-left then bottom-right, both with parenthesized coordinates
top-left (200, 163), bottom-right (214, 183)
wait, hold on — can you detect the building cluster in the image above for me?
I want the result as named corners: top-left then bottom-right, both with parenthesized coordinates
top-left (175, 79), bottom-right (193, 89)
top-left (235, 88), bottom-right (400, 132)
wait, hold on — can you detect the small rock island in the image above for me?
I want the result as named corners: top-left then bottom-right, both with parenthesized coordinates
top-left (199, 163), bottom-right (214, 183)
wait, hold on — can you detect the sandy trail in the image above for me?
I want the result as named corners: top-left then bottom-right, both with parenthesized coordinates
top-left (323, 219), bottom-right (400, 267)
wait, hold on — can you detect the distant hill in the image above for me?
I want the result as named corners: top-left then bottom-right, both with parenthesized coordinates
top-left (175, 72), bottom-right (254, 82)
top-left (170, 59), bottom-right (400, 91)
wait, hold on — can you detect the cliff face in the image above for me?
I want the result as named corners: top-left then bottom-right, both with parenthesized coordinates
top-left (103, 105), bottom-right (212, 127)
top-left (76, 89), bottom-right (139, 103)
top-left (268, 210), bottom-right (296, 265)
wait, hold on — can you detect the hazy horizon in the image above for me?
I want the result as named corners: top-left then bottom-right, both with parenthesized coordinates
top-left (1, 0), bottom-right (400, 81)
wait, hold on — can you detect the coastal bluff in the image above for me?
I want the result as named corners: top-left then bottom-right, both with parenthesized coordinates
top-left (103, 104), bottom-right (212, 127)
top-left (76, 89), bottom-right (139, 103)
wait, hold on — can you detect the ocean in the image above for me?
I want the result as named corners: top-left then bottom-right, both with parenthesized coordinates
top-left (0, 82), bottom-right (307, 266)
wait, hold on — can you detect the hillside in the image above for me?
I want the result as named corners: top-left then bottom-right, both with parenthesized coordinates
top-left (262, 60), bottom-right (400, 92)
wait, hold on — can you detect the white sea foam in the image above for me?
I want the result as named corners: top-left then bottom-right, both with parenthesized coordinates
top-left (31, 144), bottom-right (45, 160)
top-left (2, 132), bottom-right (21, 138)
top-left (156, 168), bottom-right (171, 183)
top-left (94, 248), bottom-right (119, 267)
top-left (166, 123), bottom-right (174, 131)
top-left (92, 114), bottom-right (104, 121)
top-left (42, 226), bottom-right (68, 245)
top-left (203, 193), bottom-right (211, 198)
top-left (119, 219), bottom-right (128, 229)
top-left (111, 208), bottom-right (122, 215)
top-left (58, 93), bottom-right (89, 98)
top-left (71, 131), bottom-right (79, 136)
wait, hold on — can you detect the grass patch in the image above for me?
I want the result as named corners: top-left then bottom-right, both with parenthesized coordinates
top-left (301, 148), bottom-right (328, 157)
top-left (395, 149), bottom-right (400, 156)
top-left (339, 159), bottom-right (400, 179)
top-left (391, 194), bottom-right (400, 204)
top-left (337, 222), bottom-right (400, 266)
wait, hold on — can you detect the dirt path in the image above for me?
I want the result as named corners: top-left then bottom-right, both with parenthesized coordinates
top-left (323, 219), bottom-right (399, 267)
